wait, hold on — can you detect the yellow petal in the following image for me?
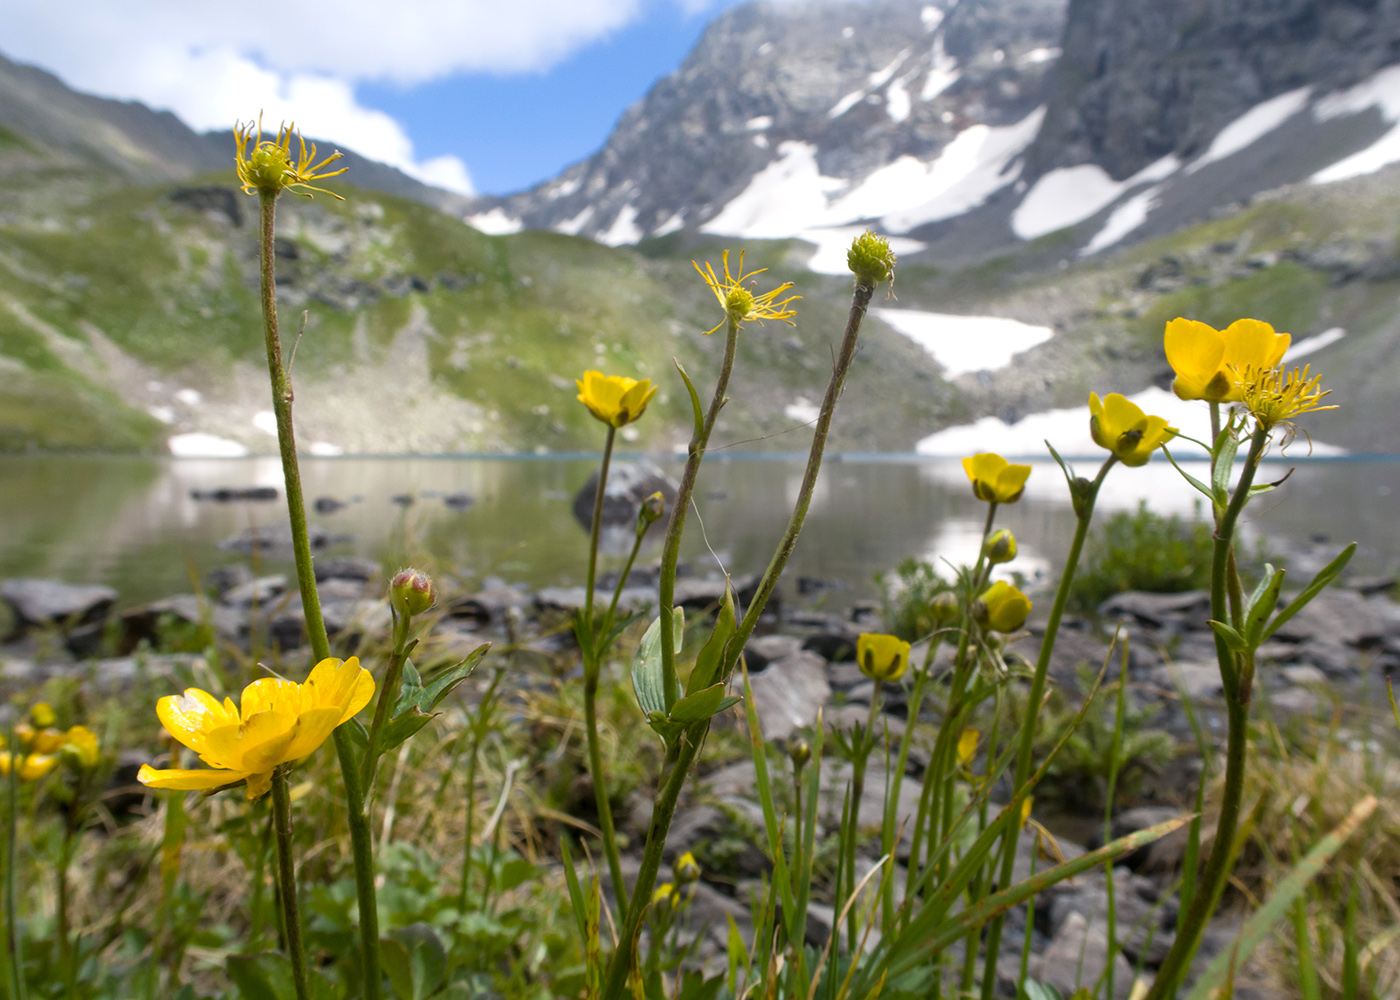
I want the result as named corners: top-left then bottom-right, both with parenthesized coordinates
top-left (157, 688), bottom-right (236, 755)
top-left (1164, 318), bottom-right (1224, 398)
top-left (202, 710), bottom-right (298, 772)
top-left (963, 452), bottom-right (1007, 484)
top-left (138, 763), bottom-right (252, 791)
top-left (244, 770), bottom-right (275, 800)
top-left (993, 462), bottom-right (1032, 503)
top-left (240, 677), bottom-right (302, 721)
top-left (282, 706), bottom-right (345, 761)
top-left (304, 657), bottom-right (375, 720)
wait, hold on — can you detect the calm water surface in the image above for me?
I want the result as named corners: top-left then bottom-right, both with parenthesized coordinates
top-left (2, 454), bottom-right (1397, 608)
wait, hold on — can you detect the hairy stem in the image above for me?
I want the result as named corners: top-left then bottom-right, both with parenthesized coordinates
top-left (272, 770), bottom-right (310, 1000)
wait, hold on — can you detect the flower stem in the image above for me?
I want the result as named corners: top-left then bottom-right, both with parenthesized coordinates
top-left (256, 191), bottom-right (381, 1000)
top-left (360, 610), bottom-right (413, 793)
top-left (271, 770), bottom-right (311, 1000)
top-left (584, 426), bottom-right (616, 627)
top-left (1143, 423), bottom-right (1269, 1000)
top-left (978, 455), bottom-right (1115, 1000)
top-left (5, 732), bottom-right (24, 1000)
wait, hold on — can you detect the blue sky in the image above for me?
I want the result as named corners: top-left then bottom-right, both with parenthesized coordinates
top-left (360, 3), bottom-right (727, 194)
top-left (6, 0), bottom-right (750, 198)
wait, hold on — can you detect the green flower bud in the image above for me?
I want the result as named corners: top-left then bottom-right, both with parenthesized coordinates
top-left (674, 851), bottom-right (701, 885)
top-left (637, 490), bottom-right (666, 536)
top-left (928, 591), bottom-right (961, 625)
top-left (983, 529), bottom-right (1017, 565)
top-left (390, 568), bottom-right (437, 618)
top-left (789, 738), bottom-right (811, 771)
top-left (847, 231), bottom-right (896, 288)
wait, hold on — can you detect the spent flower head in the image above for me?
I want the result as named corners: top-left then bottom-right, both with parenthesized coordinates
top-left (1234, 363), bottom-right (1336, 431)
top-left (235, 116), bottom-right (347, 200)
top-left (694, 250), bottom-right (800, 336)
top-left (848, 230), bottom-right (896, 288)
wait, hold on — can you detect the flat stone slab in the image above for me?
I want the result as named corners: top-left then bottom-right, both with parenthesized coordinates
top-left (1, 578), bottom-right (117, 635)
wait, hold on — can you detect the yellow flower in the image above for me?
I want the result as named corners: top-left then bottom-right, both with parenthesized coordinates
top-left (234, 116), bottom-right (347, 200)
top-left (30, 703), bottom-right (56, 728)
top-left (63, 726), bottom-right (100, 769)
top-left (1019, 795), bottom-right (1033, 828)
top-left (1089, 393), bottom-right (1177, 467)
top-left (962, 453), bottom-right (1032, 504)
top-left (0, 752), bottom-right (57, 782)
top-left (694, 250), bottom-right (800, 336)
top-left (1235, 364), bottom-right (1336, 430)
top-left (575, 371), bottom-right (659, 428)
top-left (976, 581), bottom-right (1032, 633)
top-left (651, 882), bottom-right (679, 911)
top-left (857, 633), bottom-right (912, 682)
top-left (1164, 318), bottom-right (1290, 402)
top-left (957, 727), bottom-right (979, 765)
top-left (15, 722), bottom-right (66, 754)
top-left (138, 657), bottom-right (374, 800)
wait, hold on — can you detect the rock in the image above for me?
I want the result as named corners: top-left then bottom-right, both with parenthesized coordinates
top-left (66, 594), bottom-right (244, 658)
top-left (1098, 590), bottom-right (1211, 628)
top-left (533, 586), bottom-right (654, 617)
top-left (219, 524), bottom-right (350, 553)
top-left (823, 703), bottom-right (907, 745)
top-left (572, 459), bottom-right (678, 529)
top-left (1151, 661), bottom-right (1223, 702)
top-left (314, 496), bottom-right (347, 514)
top-left (169, 185), bottom-right (244, 226)
top-left (1264, 685), bottom-right (1319, 715)
top-left (315, 557), bottom-right (381, 583)
top-left (672, 574), bottom-right (759, 611)
top-left (449, 582), bottom-right (531, 626)
top-left (443, 492), bottom-right (474, 510)
top-left (797, 576), bottom-right (846, 596)
top-left (1280, 663), bottom-right (1328, 686)
top-left (1033, 912), bottom-right (1138, 1000)
top-left (189, 486), bottom-right (278, 502)
top-left (321, 599), bottom-right (392, 645)
top-left (0, 579), bottom-right (118, 638)
top-left (317, 578), bottom-right (369, 602)
top-left (1108, 806), bottom-right (1192, 873)
top-left (220, 575), bottom-right (288, 607)
top-left (741, 634), bottom-right (803, 671)
top-left (1047, 866), bottom-right (1175, 969)
top-left (205, 564), bottom-right (254, 598)
top-left (801, 629), bottom-right (858, 662)
top-left (746, 651), bottom-right (830, 741)
top-left (1269, 588), bottom-right (1400, 648)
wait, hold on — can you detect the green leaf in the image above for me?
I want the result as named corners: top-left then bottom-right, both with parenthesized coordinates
top-left (1212, 427), bottom-right (1240, 508)
top-left (416, 645), bottom-right (490, 712)
top-left (227, 953), bottom-right (335, 1000)
top-left (1162, 446), bottom-right (1215, 503)
top-left (669, 683), bottom-right (738, 724)
top-left (1243, 566), bottom-right (1286, 646)
top-left (1184, 796), bottom-right (1377, 1000)
top-left (675, 359), bottom-right (706, 441)
top-left (688, 584), bottom-right (737, 695)
top-left (1260, 542), bottom-right (1357, 643)
top-left (380, 924), bottom-right (447, 1000)
top-left (631, 615), bottom-right (669, 718)
top-left (1209, 619), bottom-right (1248, 652)
top-left (646, 711), bottom-right (686, 746)
top-left (1044, 440), bottom-right (1074, 488)
top-left (560, 840), bottom-right (590, 943)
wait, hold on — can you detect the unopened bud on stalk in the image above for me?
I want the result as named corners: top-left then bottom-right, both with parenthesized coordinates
top-left (390, 568), bottom-right (437, 618)
top-left (637, 490), bottom-right (666, 535)
top-left (847, 230), bottom-right (896, 288)
top-left (674, 851), bottom-right (701, 885)
top-left (789, 738), bottom-right (811, 771)
top-left (983, 529), bottom-right (1017, 565)
top-left (928, 591), bottom-right (960, 625)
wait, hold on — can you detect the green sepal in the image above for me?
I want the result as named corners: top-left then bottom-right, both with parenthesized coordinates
top-left (687, 583), bottom-right (737, 695)
top-left (1211, 424), bottom-right (1240, 509)
top-left (1260, 542), bottom-right (1357, 643)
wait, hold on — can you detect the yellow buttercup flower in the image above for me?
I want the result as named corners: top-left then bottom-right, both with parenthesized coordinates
top-left (0, 751), bottom-right (57, 782)
top-left (138, 657), bottom-right (374, 800)
top-left (234, 116), bottom-right (347, 200)
top-left (1235, 364), bottom-right (1336, 430)
top-left (575, 371), bottom-right (659, 428)
top-left (30, 703), bottom-right (56, 728)
top-left (976, 581), bottom-right (1032, 633)
top-left (63, 726), bottom-right (100, 769)
top-left (694, 250), bottom-right (800, 336)
top-left (962, 453), bottom-right (1032, 504)
top-left (1164, 318), bottom-right (1290, 402)
top-left (957, 727), bottom-right (980, 765)
top-left (1089, 392), bottom-right (1177, 467)
top-left (857, 633), bottom-right (912, 682)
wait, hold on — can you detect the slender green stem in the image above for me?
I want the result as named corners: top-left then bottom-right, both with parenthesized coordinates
top-left (257, 191), bottom-right (381, 1000)
top-left (584, 426), bottom-right (617, 627)
top-left (360, 611), bottom-right (413, 792)
top-left (979, 455), bottom-right (1115, 1000)
top-left (658, 320), bottom-right (741, 704)
top-left (1144, 423), bottom-right (1268, 1000)
top-left (885, 638), bottom-right (937, 927)
top-left (5, 732), bottom-right (24, 1000)
top-left (271, 770), bottom-right (311, 1000)
top-left (604, 527), bottom-right (647, 628)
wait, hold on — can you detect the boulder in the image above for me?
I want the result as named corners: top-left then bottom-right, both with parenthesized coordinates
top-left (65, 594), bottom-right (243, 658)
top-left (220, 575), bottom-right (288, 607)
top-left (1099, 590), bottom-right (1211, 628)
top-left (746, 651), bottom-right (830, 741)
top-left (0, 578), bottom-right (118, 638)
top-left (1032, 912), bottom-right (1138, 1000)
top-left (315, 557), bottom-right (381, 582)
top-left (572, 458), bottom-right (678, 529)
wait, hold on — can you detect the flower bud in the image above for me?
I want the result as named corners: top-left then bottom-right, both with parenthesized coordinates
top-left (847, 231), bottom-right (896, 287)
top-left (62, 725), bottom-right (100, 770)
top-left (30, 703), bottom-right (56, 728)
top-left (975, 581), bottom-right (1032, 633)
top-left (983, 529), bottom-right (1017, 565)
top-left (674, 851), bottom-right (701, 885)
top-left (928, 591), bottom-right (960, 625)
top-left (789, 738), bottom-right (811, 770)
top-left (390, 568), bottom-right (437, 618)
top-left (651, 882), bottom-right (678, 915)
top-left (637, 491), bottom-right (666, 536)
top-left (957, 727), bottom-right (980, 766)
top-left (857, 633), bottom-right (912, 682)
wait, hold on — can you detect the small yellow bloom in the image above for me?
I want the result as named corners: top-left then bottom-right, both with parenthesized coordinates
top-left (30, 703), bottom-right (56, 728)
top-left (1235, 364), bottom-right (1336, 430)
top-left (1164, 318), bottom-right (1290, 402)
top-left (0, 752), bottom-right (57, 782)
top-left (976, 581), bottom-right (1032, 633)
top-left (575, 371), bottom-right (659, 428)
top-left (63, 726), bottom-right (100, 769)
top-left (1019, 795), bottom-right (1033, 828)
top-left (957, 728), bottom-right (979, 765)
top-left (138, 657), bottom-right (374, 800)
top-left (983, 529), bottom-right (1017, 565)
top-left (1088, 392), bottom-right (1177, 467)
top-left (674, 851), bottom-right (701, 884)
top-left (962, 453), bottom-right (1031, 504)
top-left (234, 116), bottom-right (347, 200)
top-left (857, 633), bottom-right (912, 682)
top-left (16, 722), bottom-right (66, 755)
top-left (651, 882), bottom-right (679, 907)
top-left (694, 250), bottom-right (800, 336)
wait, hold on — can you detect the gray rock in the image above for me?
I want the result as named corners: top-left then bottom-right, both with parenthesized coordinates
top-left (741, 634), bottom-right (804, 671)
top-left (571, 459), bottom-right (677, 529)
top-left (315, 556), bottom-right (381, 582)
top-left (0, 578), bottom-right (118, 637)
top-left (1152, 661), bottom-right (1223, 702)
top-left (66, 593), bottom-right (244, 658)
top-left (1032, 912), bottom-right (1138, 1000)
top-left (220, 575), bottom-right (288, 607)
top-left (449, 582), bottom-right (531, 625)
top-left (1109, 806), bottom-right (1192, 873)
top-left (1099, 590), bottom-right (1211, 628)
top-left (1269, 588), bottom-right (1400, 648)
top-left (746, 651), bottom-right (830, 741)
top-left (532, 586), bottom-right (654, 616)
top-left (205, 563), bottom-right (254, 598)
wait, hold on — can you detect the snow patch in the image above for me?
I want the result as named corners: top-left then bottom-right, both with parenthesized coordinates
top-left (1011, 155), bottom-right (1179, 240)
top-left (875, 309), bottom-right (1053, 376)
top-left (1185, 87), bottom-right (1311, 174)
top-left (920, 6), bottom-right (944, 30)
top-left (1021, 47), bottom-right (1060, 64)
top-left (757, 41), bottom-right (774, 56)
top-left (599, 204), bottom-right (643, 246)
top-left (702, 142), bottom-right (847, 239)
top-left (753, 134), bottom-right (769, 149)
top-left (169, 433), bottom-right (249, 458)
top-left (920, 36), bottom-right (959, 101)
top-left (886, 76), bottom-right (912, 123)
top-left (1288, 327), bottom-right (1346, 359)
top-left (1311, 65), bottom-right (1400, 183)
top-left (746, 115), bottom-right (773, 131)
top-left (554, 205), bottom-right (596, 236)
top-left (148, 405), bottom-right (175, 424)
top-left (309, 442), bottom-right (344, 456)
top-left (829, 88), bottom-right (867, 119)
top-left (467, 208), bottom-right (523, 235)
top-left (1079, 186), bottom-right (1163, 255)
top-left (652, 211), bottom-right (685, 237)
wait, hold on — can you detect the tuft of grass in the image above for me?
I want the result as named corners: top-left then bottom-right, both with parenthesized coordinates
top-left (877, 557), bottom-right (953, 641)
top-left (1069, 502), bottom-right (1218, 613)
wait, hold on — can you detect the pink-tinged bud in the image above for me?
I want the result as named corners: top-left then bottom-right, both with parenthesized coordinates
top-left (390, 568), bottom-right (437, 618)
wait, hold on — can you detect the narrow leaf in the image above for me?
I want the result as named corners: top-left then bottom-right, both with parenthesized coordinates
top-left (669, 683), bottom-right (730, 723)
top-left (688, 584), bottom-right (736, 695)
top-left (1243, 567), bottom-right (1285, 646)
top-left (675, 359), bottom-right (705, 441)
top-left (1209, 620), bottom-right (1249, 652)
top-left (1260, 542), bottom-right (1357, 643)
top-left (1162, 446), bottom-right (1215, 502)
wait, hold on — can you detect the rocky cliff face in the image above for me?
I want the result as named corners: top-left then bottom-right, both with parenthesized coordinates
top-left (1027, 0), bottom-right (1400, 182)
top-left (473, 0), bottom-right (1067, 243)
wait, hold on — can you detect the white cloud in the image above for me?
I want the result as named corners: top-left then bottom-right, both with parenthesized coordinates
top-left (4, 0), bottom-right (654, 195)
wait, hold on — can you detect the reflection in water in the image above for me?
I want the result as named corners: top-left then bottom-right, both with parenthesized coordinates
top-left (2, 454), bottom-right (1396, 609)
